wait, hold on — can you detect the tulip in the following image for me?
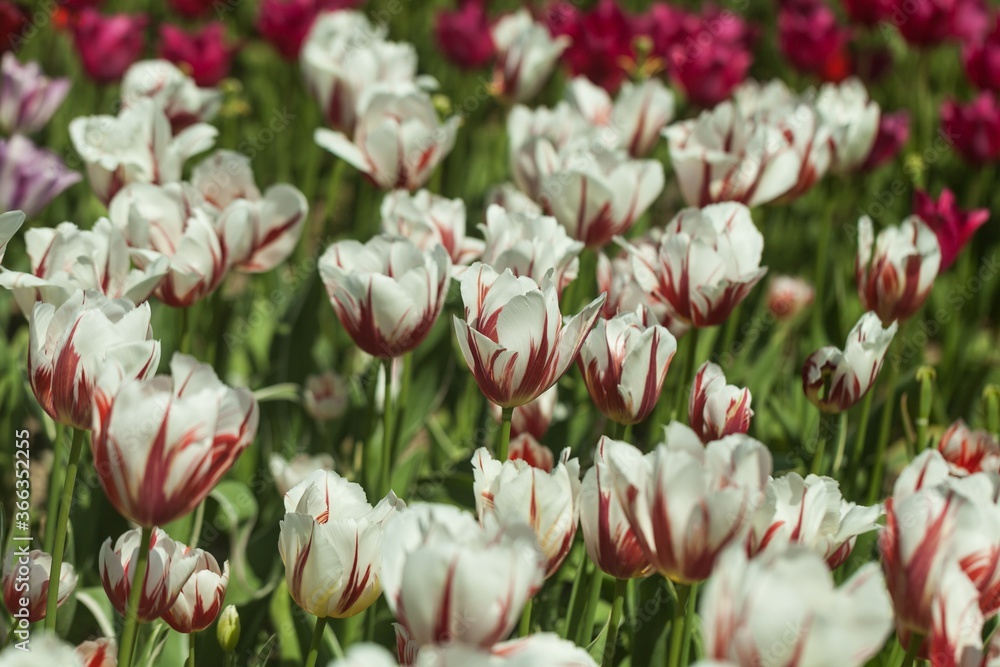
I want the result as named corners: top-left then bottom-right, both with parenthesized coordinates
top-left (859, 110), bottom-right (910, 171)
top-left (0, 2), bottom-right (27, 55)
top-left (269, 452), bottom-right (335, 496)
top-left (578, 307), bottom-right (676, 426)
top-left (162, 548), bottom-right (229, 633)
top-left (0, 636), bottom-right (111, 666)
top-left (688, 361), bottom-right (753, 444)
top-left (70, 98), bottom-right (218, 205)
top-left (120, 60), bottom-right (222, 135)
top-left (667, 11), bottom-right (755, 108)
top-left (506, 102), bottom-right (589, 201)
top-left (538, 144), bottom-right (665, 248)
top-left (71, 10), bottom-right (148, 83)
top-left (748, 473), bottom-right (882, 568)
top-left (0, 208), bottom-right (22, 264)
top-left (506, 433), bottom-right (555, 472)
top-left (108, 183), bottom-right (230, 307)
top-left (580, 436), bottom-right (653, 579)
top-left (100, 527), bottom-right (199, 622)
top-left (856, 215), bottom-right (941, 324)
top-left (633, 2), bottom-right (694, 58)
top-left (491, 9), bottom-right (569, 103)
top-left (547, 0), bottom-right (635, 94)
top-left (381, 189), bottom-right (484, 273)
top-left (0, 218), bottom-right (168, 314)
top-left (913, 187), bottom-right (989, 270)
top-left (937, 420), bottom-right (1000, 476)
top-left (700, 547), bottom-right (894, 666)
top-left (418, 633), bottom-right (600, 665)
top-left (964, 15), bottom-right (1000, 92)
top-left (28, 291), bottom-right (159, 430)
top-left (778, 5), bottom-right (852, 81)
top-left (91, 352), bottom-right (259, 527)
top-left (158, 23), bottom-right (236, 87)
top-left (472, 447), bottom-right (581, 577)
top-left (489, 384), bottom-right (558, 441)
top-left (766, 275), bottom-right (814, 320)
top-left (279, 469), bottom-right (403, 618)
top-left (627, 202), bottom-right (768, 328)
top-left (217, 604), bottom-right (240, 654)
top-left (609, 423), bottom-right (772, 583)
top-left (434, 0), bottom-right (494, 70)
top-left (0, 54), bottom-right (70, 134)
top-left (842, 0), bottom-right (893, 25)
top-left (485, 182), bottom-right (542, 216)
top-left (315, 88), bottom-right (459, 190)
top-left (329, 645), bottom-right (399, 667)
top-left (168, 0), bottom-right (215, 17)
top-left (256, 0), bottom-right (318, 60)
top-left (380, 503), bottom-right (546, 648)
top-left (0, 135), bottom-right (81, 217)
top-left (76, 638), bottom-right (116, 667)
top-left (568, 77), bottom-right (675, 158)
top-left (888, 0), bottom-right (983, 47)
top-left (802, 311), bottom-right (897, 413)
top-left (192, 150), bottom-right (308, 273)
top-left (319, 235), bottom-right (450, 359)
top-left (301, 11), bottom-right (421, 135)
top-left (925, 561), bottom-right (985, 666)
top-left (2, 550), bottom-right (77, 622)
top-left (663, 100), bottom-right (802, 207)
top-left (941, 93), bottom-right (1000, 164)
top-left (815, 77), bottom-right (880, 173)
top-left (454, 262), bottom-right (604, 408)
top-left (302, 371), bottom-right (349, 421)
top-left (479, 204), bottom-right (583, 292)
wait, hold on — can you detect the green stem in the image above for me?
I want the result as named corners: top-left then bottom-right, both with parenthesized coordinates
top-left (117, 526), bottom-right (153, 667)
top-left (810, 411), bottom-right (839, 476)
top-left (609, 420), bottom-right (625, 440)
top-left (868, 358), bottom-right (902, 505)
top-left (915, 368), bottom-right (934, 454)
top-left (847, 388), bottom-right (875, 488)
top-left (830, 412), bottom-right (850, 475)
top-left (602, 579), bottom-right (628, 667)
top-left (667, 584), bottom-right (691, 667)
top-left (380, 358), bottom-right (394, 497)
top-left (563, 554), bottom-right (589, 640)
top-left (811, 184), bottom-right (836, 341)
top-left (679, 582), bottom-right (699, 667)
top-left (189, 501), bottom-right (205, 549)
top-left (519, 597), bottom-right (533, 637)
top-left (674, 327), bottom-right (701, 423)
top-left (224, 653), bottom-right (234, 667)
top-left (304, 617), bottom-right (327, 667)
top-left (44, 428), bottom-right (85, 630)
top-left (987, 386), bottom-right (1000, 441)
top-left (43, 423), bottom-right (66, 552)
top-left (577, 564), bottom-right (605, 646)
top-left (899, 632), bottom-right (923, 667)
top-left (498, 407), bottom-right (514, 462)
top-left (179, 306), bottom-right (191, 356)
top-left (394, 353), bottom-right (413, 458)
top-left (187, 632), bottom-right (196, 667)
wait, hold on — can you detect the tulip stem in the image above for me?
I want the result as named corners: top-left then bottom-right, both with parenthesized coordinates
top-left (563, 555), bottom-right (589, 639)
top-left (45, 427), bottom-right (85, 631)
top-left (900, 632), bottom-right (923, 667)
top-left (868, 355), bottom-right (902, 505)
top-left (667, 584), bottom-right (690, 667)
top-left (602, 579), bottom-right (628, 667)
top-left (830, 412), bottom-right (850, 475)
top-left (189, 501), bottom-right (205, 549)
top-left (380, 358), bottom-right (394, 497)
top-left (179, 306), bottom-right (192, 356)
top-left (118, 526), bottom-right (153, 667)
top-left (498, 407), bottom-right (514, 462)
top-left (187, 632), bottom-right (195, 667)
top-left (674, 327), bottom-right (700, 424)
top-left (680, 582), bottom-right (699, 667)
top-left (519, 597), bottom-right (533, 637)
top-left (811, 183), bottom-right (836, 341)
top-left (848, 388), bottom-right (875, 490)
top-left (577, 565), bottom-right (605, 646)
top-left (810, 411), bottom-right (839, 476)
top-left (304, 616), bottom-right (327, 667)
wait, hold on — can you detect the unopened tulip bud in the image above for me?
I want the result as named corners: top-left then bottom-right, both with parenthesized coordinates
top-left (217, 604), bottom-right (240, 653)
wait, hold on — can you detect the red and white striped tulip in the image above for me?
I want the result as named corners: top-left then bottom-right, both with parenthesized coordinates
top-left (856, 215), bottom-right (941, 324)
top-left (609, 423), bottom-right (772, 583)
top-left (279, 469), bottom-right (403, 618)
top-left (578, 306), bottom-right (677, 425)
top-left (507, 433), bottom-right (555, 472)
top-left (192, 150), bottom-right (308, 273)
top-left (507, 102), bottom-right (589, 202)
top-left (748, 473), bottom-right (882, 569)
top-left (162, 548), bottom-right (229, 633)
top-left (28, 291), bottom-right (159, 431)
top-left (0, 219), bottom-right (168, 314)
top-left (2, 550), bottom-right (77, 622)
top-left (700, 547), bottom-right (893, 667)
top-left (0, 209), bottom-right (24, 264)
top-left (319, 235), bottom-right (450, 359)
top-left (454, 262), bottom-right (604, 408)
top-left (315, 88), bottom-right (459, 191)
top-left (628, 202), bottom-right (767, 328)
top-left (490, 384), bottom-right (559, 441)
top-left (381, 503), bottom-right (546, 649)
top-left (302, 370), bottom-right (350, 422)
top-left (766, 275), bottom-right (815, 320)
top-left (689, 361), bottom-right (753, 443)
top-left (938, 420), bottom-right (1000, 476)
top-left (120, 60), bottom-right (220, 133)
top-left (485, 182), bottom-right (543, 217)
top-left (568, 76), bottom-right (675, 158)
top-left (491, 10), bottom-right (569, 103)
top-left (382, 189), bottom-right (484, 274)
top-left (69, 98), bottom-right (217, 205)
top-left (802, 311), bottom-right (897, 413)
top-left (924, 559), bottom-right (986, 667)
top-left (815, 77), bottom-right (880, 174)
top-left (0, 636), bottom-right (115, 666)
top-left (479, 204), bottom-right (583, 293)
top-left (580, 437), bottom-right (653, 580)
top-left (100, 527), bottom-right (199, 622)
top-left (418, 633), bottom-right (600, 666)
top-left (109, 182), bottom-right (230, 308)
top-left (472, 447), bottom-right (581, 577)
top-left (269, 452), bottom-right (335, 497)
top-left (76, 637), bottom-right (116, 667)
top-left (91, 352), bottom-right (259, 527)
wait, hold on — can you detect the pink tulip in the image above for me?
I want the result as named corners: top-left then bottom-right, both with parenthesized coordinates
top-left (435, 0), bottom-right (494, 70)
top-left (779, 4), bottom-right (853, 81)
top-left (842, 0), bottom-right (893, 25)
top-left (547, 0), bottom-right (635, 94)
top-left (964, 14), bottom-right (1000, 91)
top-left (859, 110), bottom-right (910, 171)
top-left (159, 22), bottom-right (236, 87)
top-left (913, 188), bottom-right (989, 270)
top-left (0, 53), bottom-right (70, 134)
top-left (941, 93), bottom-right (1000, 164)
top-left (71, 9), bottom-right (147, 83)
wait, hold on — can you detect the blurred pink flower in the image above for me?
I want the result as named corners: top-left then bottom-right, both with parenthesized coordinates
top-left (0, 53), bottom-right (71, 134)
top-left (964, 14), bottom-right (1000, 92)
top-left (666, 8), bottom-right (754, 108)
top-left (913, 188), bottom-right (989, 270)
top-left (547, 0), bottom-right (635, 93)
top-left (71, 9), bottom-right (147, 83)
top-left (841, 0), bottom-right (893, 25)
top-left (941, 93), bottom-right (1000, 164)
top-left (887, 0), bottom-right (988, 47)
top-left (168, 0), bottom-right (216, 18)
top-left (256, 0), bottom-right (362, 60)
top-left (778, 4), bottom-right (853, 82)
top-left (159, 22), bottom-right (236, 87)
top-left (435, 0), bottom-right (494, 70)
top-left (0, 2), bottom-right (28, 54)
top-left (859, 110), bottom-right (910, 171)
